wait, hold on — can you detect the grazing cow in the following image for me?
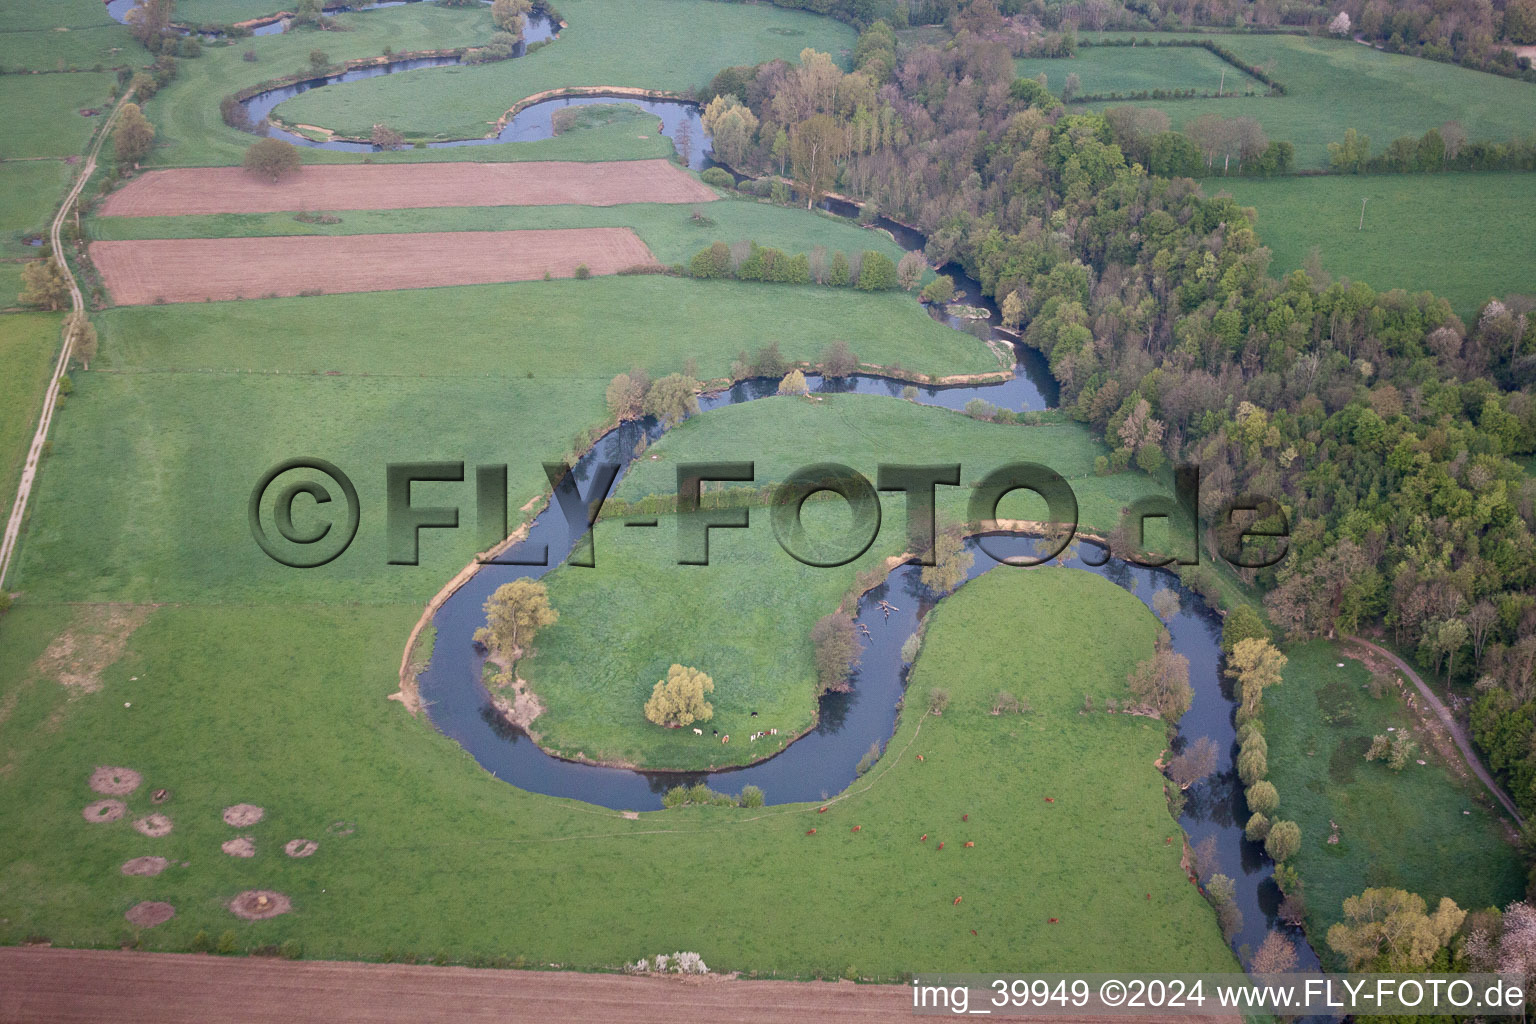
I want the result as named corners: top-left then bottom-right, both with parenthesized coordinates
top-left (953, 896), bottom-right (962, 906)
top-left (751, 711), bottom-right (758, 717)
top-left (1146, 893), bottom-right (1151, 900)
top-left (1165, 837), bottom-right (1172, 844)
top-left (970, 929), bottom-right (977, 936)
top-left (851, 825), bottom-right (861, 832)
top-left (721, 735), bottom-right (729, 744)
top-left (770, 728), bottom-right (777, 736)
top-left (1044, 797), bottom-right (1055, 803)
top-left (920, 834), bottom-right (928, 842)
top-left (1048, 918), bottom-right (1059, 924)
top-left (806, 828), bottom-right (817, 835)
top-left (937, 842), bottom-right (944, 850)
top-left (961, 813), bottom-right (968, 821)
top-left (916, 754), bottom-right (924, 762)
top-left (692, 728), bottom-right (703, 735)
top-left (963, 841), bottom-right (974, 848)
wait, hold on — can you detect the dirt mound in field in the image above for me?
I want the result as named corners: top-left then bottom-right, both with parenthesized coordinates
top-left (83, 799), bottom-right (126, 823)
top-left (100, 160), bottom-right (716, 217)
top-left (121, 856), bottom-right (169, 876)
top-left (284, 839), bottom-right (318, 858)
top-left (229, 890), bottom-right (290, 921)
top-left (222, 804), bottom-right (264, 827)
top-left (125, 901), bottom-right (175, 928)
top-left (133, 813), bottom-right (173, 837)
top-left (89, 766), bottom-right (142, 795)
top-left (33, 605), bottom-right (154, 693)
top-left (222, 836), bottom-right (255, 858)
top-left (92, 228), bottom-right (658, 305)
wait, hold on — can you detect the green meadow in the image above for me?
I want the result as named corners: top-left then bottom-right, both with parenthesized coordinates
top-left (1018, 42), bottom-right (1263, 96)
top-left (0, 73), bottom-right (119, 159)
top-left (1263, 642), bottom-right (1523, 948)
top-left (1077, 33), bottom-right (1536, 169)
top-left (0, 564), bottom-right (1236, 975)
top-left (274, 0), bottom-right (855, 140)
top-left (1216, 172), bottom-right (1536, 319)
top-left (523, 394), bottom-right (1167, 769)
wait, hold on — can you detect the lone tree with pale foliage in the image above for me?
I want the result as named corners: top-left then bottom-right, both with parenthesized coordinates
top-left (1227, 637), bottom-right (1286, 720)
top-left (1167, 735), bottom-right (1218, 788)
top-left (1128, 640), bottom-right (1193, 719)
top-left (474, 579), bottom-right (557, 661)
top-left (642, 373), bottom-right (699, 427)
top-left (19, 258), bottom-right (69, 311)
top-left (896, 251), bottom-right (925, 291)
top-left (920, 530), bottom-right (974, 595)
top-left (243, 137), bottom-right (302, 182)
top-left (66, 312), bottom-right (98, 369)
top-left (370, 124), bottom-right (405, 150)
top-left (1251, 931), bottom-right (1299, 973)
top-left (778, 369), bottom-right (809, 395)
top-left (811, 610), bottom-right (861, 694)
top-left (644, 664), bottom-right (714, 727)
top-left (1151, 587), bottom-right (1181, 622)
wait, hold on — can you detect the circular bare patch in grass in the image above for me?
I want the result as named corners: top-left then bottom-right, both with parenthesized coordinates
top-left (222, 836), bottom-right (255, 858)
top-left (222, 804), bottom-right (264, 827)
top-left (229, 890), bottom-right (290, 920)
top-left (133, 813), bottom-right (173, 837)
top-left (125, 901), bottom-right (175, 928)
top-left (121, 856), bottom-right (169, 876)
top-left (325, 820), bottom-right (354, 837)
top-left (90, 766), bottom-right (142, 795)
top-left (284, 839), bottom-right (317, 858)
top-left (83, 799), bottom-right (126, 823)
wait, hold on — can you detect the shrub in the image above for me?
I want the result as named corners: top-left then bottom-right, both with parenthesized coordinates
top-left (855, 250), bottom-right (897, 290)
top-left (927, 687), bottom-right (950, 715)
top-left (1245, 779), bottom-right (1279, 816)
top-left (855, 740), bottom-right (880, 774)
top-left (990, 690), bottom-right (1029, 714)
top-left (820, 340), bottom-right (856, 377)
top-left (243, 138), bottom-right (301, 182)
top-left (920, 274), bottom-right (955, 304)
top-left (901, 385), bottom-right (919, 401)
top-left (738, 785), bottom-right (764, 808)
top-left (700, 166), bottom-right (734, 189)
top-left (216, 930), bottom-right (239, 955)
top-left (279, 938), bottom-right (303, 960)
top-left (1236, 743), bottom-right (1268, 786)
top-left (1244, 812), bottom-right (1271, 841)
top-left (190, 929), bottom-right (212, 953)
top-left (1264, 820), bottom-right (1301, 861)
top-left (574, 263), bottom-right (591, 280)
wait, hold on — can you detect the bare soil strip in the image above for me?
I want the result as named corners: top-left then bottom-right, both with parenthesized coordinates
top-left (0, 948), bottom-right (1237, 1024)
top-left (99, 160), bottom-right (716, 217)
top-left (91, 228), bottom-right (656, 304)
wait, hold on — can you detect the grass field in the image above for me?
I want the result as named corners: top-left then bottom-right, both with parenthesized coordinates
top-left (11, 277), bottom-right (999, 606)
top-left (0, 565), bottom-right (1236, 975)
top-left (1262, 641), bottom-right (1524, 951)
top-left (1079, 34), bottom-right (1536, 169)
top-left (522, 394), bottom-right (1167, 769)
top-left (274, 0), bottom-right (855, 140)
top-left (0, 313), bottom-right (60, 526)
top-left (0, 73), bottom-right (118, 159)
top-left (1018, 43), bottom-right (1263, 97)
top-left (1216, 173), bottom-right (1536, 319)
top-left (90, 194), bottom-right (925, 269)
top-left (0, 0), bottom-right (115, 32)
top-left (0, 163), bottom-right (71, 255)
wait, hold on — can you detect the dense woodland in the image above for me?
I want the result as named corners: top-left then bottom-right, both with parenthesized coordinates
top-left (704, 3), bottom-right (1536, 848)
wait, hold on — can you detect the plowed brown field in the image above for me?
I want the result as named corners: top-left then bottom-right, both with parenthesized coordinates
top-left (0, 948), bottom-right (1238, 1024)
top-left (99, 160), bottom-right (716, 217)
top-left (90, 229), bottom-right (656, 304)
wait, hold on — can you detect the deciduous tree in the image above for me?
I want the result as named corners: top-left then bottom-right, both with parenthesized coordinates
top-left (243, 138), bottom-right (302, 182)
top-left (644, 664), bottom-right (715, 727)
top-left (474, 579), bottom-right (557, 660)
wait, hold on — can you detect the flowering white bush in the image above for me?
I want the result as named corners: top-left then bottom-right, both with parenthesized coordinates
top-left (627, 951), bottom-right (709, 975)
top-left (1328, 11), bottom-right (1351, 35)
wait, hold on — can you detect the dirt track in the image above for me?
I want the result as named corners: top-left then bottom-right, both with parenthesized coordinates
top-left (99, 160), bottom-right (716, 217)
top-left (0, 947), bottom-right (1237, 1024)
top-left (90, 228), bottom-right (656, 304)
